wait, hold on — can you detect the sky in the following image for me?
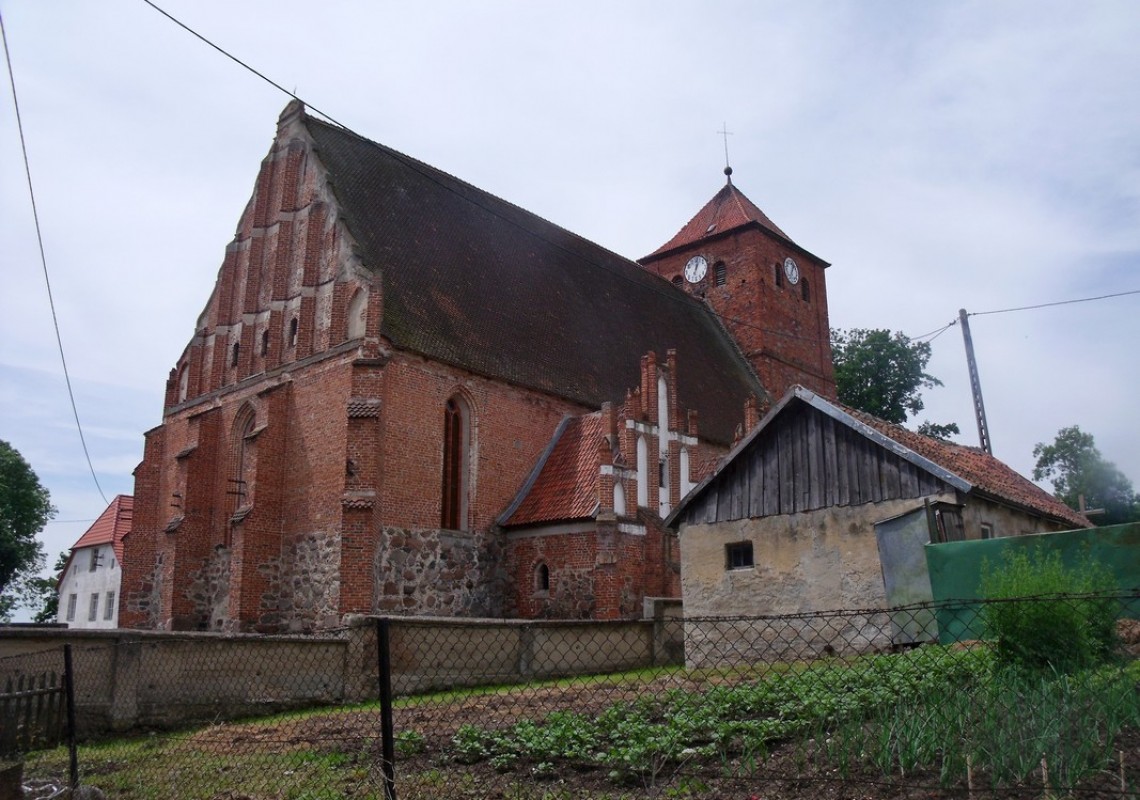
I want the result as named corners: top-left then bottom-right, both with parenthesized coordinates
top-left (2, 1), bottom-right (1138, 616)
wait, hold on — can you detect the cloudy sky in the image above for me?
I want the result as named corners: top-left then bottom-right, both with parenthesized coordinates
top-left (2, 1), bottom-right (1138, 613)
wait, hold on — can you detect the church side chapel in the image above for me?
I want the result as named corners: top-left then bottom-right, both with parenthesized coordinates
top-left (119, 101), bottom-right (834, 632)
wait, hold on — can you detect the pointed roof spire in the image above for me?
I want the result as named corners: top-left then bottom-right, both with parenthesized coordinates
top-left (643, 180), bottom-right (791, 259)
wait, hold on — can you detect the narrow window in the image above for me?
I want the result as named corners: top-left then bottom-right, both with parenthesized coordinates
top-left (636, 436), bottom-right (649, 508)
top-left (104, 591), bottom-right (115, 620)
top-left (231, 342), bottom-right (240, 367)
top-left (89, 548), bottom-right (99, 572)
top-left (233, 411), bottom-right (256, 510)
top-left (774, 263), bottom-right (784, 288)
top-left (613, 480), bottom-right (626, 516)
top-left (535, 562), bottom-right (550, 594)
top-left (714, 261), bottom-right (727, 286)
top-left (680, 448), bottom-right (692, 497)
top-left (288, 318), bottom-right (299, 348)
top-left (178, 364), bottom-right (189, 403)
top-left (260, 329), bottom-right (270, 356)
top-left (66, 594), bottom-right (77, 622)
top-left (88, 593), bottom-right (99, 622)
top-left (801, 277), bottom-right (811, 302)
top-left (440, 396), bottom-right (471, 530)
top-left (725, 541), bottom-right (754, 570)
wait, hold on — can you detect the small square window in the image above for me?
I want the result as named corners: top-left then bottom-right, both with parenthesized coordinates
top-left (980, 523), bottom-right (994, 540)
top-left (725, 541), bottom-right (754, 570)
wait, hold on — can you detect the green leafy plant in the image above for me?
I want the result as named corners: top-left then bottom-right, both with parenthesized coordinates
top-left (980, 548), bottom-right (1119, 673)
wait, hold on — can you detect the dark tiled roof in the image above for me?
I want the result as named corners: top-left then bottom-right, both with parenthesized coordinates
top-left (70, 495), bottom-right (133, 562)
top-left (843, 407), bottom-right (1091, 529)
top-left (501, 413), bottom-right (604, 527)
top-left (304, 115), bottom-right (762, 444)
top-left (645, 180), bottom-right (791, 259)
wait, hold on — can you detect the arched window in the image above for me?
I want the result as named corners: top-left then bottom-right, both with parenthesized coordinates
top-left (441, 395), bottom-right (472, 531)
top-left (671, 275), bottom-right (683, 287)
top-left (288, 318), bottom-right (299, 348)
top-left (177, 364), bottom-right (189, 403)
top-left (636, 436), bottom-right (649, 508)
top-left (260, 329), bottom-right (270, 357)
top-left (801, 277), bottom-right (811, 302)
top-left (613, 480), bottom-right (626, 516)
top-left (231, 342), bottom-right (240, 368)
top-left (534, 562), bottom-right (550, 594)
top-left (231, 406), bottom-right (257, 516)
top-left (714, 261), bottom-right (727, 287)
top-left (774, 262), bottom-right (784, 288)
top-left (657, 375), bottom-right (669, 434)
top-left (347, 289), bottom-right (368, 340)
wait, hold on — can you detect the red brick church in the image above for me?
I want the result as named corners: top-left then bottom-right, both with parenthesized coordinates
top-left (119, 102), bottom-right (835, 632)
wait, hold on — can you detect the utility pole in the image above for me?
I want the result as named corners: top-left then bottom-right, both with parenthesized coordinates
top-left (958, 308), bottom-right (992, 455)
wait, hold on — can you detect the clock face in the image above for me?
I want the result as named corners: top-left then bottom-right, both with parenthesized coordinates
top-left (684, 255), bottom-right (708, 283)
top-left (783, 257), bottom-right (800, 285)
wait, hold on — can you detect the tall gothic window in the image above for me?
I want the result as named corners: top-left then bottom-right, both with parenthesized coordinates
top-left (231, 406), bottom-right (257, 519)
top-left (441, 395), bottom-right (471, 531)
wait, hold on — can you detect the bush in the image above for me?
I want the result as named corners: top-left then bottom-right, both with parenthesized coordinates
top-left (980, 548), bottom-right (1119, 674)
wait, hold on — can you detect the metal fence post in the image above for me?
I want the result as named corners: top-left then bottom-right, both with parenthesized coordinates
top-left (377, 618), bottom-right (396, 800)
top-left (63, 644), bottom-right (78, 791)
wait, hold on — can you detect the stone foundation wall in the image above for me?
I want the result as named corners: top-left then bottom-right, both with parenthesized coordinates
top-left (279, 531), bottom-right (342, 632)
top-left (374, 527), bottom-right (504, 617)
top-left (125, 553), bottom-right (164, 629)
top-left (184, 546), bottom-right (231, 631)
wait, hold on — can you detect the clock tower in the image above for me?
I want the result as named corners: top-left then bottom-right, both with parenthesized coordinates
top-left (639, 169), bottom-right (836, 402)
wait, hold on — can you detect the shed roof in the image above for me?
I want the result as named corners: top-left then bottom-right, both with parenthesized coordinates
top-left (667, 387), bottom-right (1090, 529)
top-left (498, 413), bottom-right (604, 527)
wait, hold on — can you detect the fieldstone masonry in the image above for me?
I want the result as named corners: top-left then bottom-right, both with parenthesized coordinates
top-left (185, 545), bottom-right (231, 631)
top-left (374, 527), bottom-right (504, 617)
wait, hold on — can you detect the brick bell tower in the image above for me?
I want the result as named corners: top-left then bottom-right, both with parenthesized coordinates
top-left (639, 166), bottom-right (836, 402)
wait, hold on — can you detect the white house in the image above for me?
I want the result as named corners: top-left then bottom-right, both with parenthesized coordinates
top-left (57, 495), bottom-right (132, 628)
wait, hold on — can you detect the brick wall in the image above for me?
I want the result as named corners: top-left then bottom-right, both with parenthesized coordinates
top-left (642, 226), bottom-right (836, 400)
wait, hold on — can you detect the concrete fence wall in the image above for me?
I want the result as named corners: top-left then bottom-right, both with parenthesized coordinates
top-left (0, 610), bottom-right (683, 738)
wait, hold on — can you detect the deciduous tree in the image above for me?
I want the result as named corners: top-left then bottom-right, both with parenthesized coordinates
top-left (1033, 426), bottom-right (1140, 526)
top-left (832, 328), bottom-right (957, 436)
top-left (0, 440), bottom-right (55, 620)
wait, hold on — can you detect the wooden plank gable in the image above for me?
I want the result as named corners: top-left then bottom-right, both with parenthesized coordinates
top-left (680, 399), bottom-right (956, 525)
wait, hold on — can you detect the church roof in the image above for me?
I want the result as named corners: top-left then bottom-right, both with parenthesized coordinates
top-left (304, 112), bottom-right (764, 443)
top-left (643, 179), bottom-right (792, 260)
top-left (498, 413), bottom-right (604, 527)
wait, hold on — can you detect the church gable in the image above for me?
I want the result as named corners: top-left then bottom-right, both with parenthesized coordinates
top-left (167, 103), bottom-right (377, 411)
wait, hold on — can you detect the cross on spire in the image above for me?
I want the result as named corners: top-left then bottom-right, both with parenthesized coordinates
top-left (717, 123), bottom-right (734, 182)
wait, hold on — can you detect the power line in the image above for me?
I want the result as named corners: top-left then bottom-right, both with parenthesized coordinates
top-left (970, 289), bottom-right (1140, 318)
top-left (1, 9), bottom-right (108, 506)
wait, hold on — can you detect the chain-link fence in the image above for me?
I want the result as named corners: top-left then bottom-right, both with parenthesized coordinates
top-left (7, 593), bottom-right (1140, 799)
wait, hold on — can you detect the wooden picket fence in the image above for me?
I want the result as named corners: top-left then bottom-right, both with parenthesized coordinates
top-left (0, 661), bottom-right (68, 757)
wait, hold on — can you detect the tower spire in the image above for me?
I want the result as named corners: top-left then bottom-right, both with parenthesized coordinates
top-left (717, 123), bottom-right (734, 183)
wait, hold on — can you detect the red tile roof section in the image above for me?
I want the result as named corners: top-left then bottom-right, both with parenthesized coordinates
top-left (70, 495), bottom-right (134, 563)
top-left (646, 181), bottom-right (791, 258)
top-left (844, 409), bottom-right (1090, 529)
top-left (502, 414), bottom-right (604, 526)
